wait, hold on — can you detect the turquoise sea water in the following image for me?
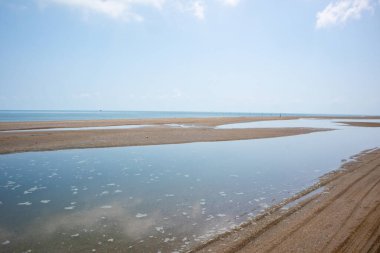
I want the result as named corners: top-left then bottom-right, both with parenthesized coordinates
top-left (0, 110), bottom-right (359, 122)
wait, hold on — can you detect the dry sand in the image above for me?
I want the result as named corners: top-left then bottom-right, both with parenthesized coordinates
top-left (0, 117), bottom-right (328, 154)
top-left (190, 148), bottom-right (380, 253)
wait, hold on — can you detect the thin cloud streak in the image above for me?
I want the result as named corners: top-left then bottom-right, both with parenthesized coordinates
top-left (38, 0), bottom-right (239, 21)
top-left (41, 0), bottom-right (166, 21)
top-left (316, 0), bottom-right (375, 28)
top-left (221, 0), bottom-right (240, 7)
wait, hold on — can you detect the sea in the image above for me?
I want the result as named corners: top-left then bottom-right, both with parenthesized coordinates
top-left (0, 110), bottom-right (359, 122)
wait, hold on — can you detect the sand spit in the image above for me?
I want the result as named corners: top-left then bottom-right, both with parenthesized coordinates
top-left (1, 116), bottom-right (379, 131)
top-left (338, 121), bottom-right (380, 127)
top-left (0, 117), bottom-right (330, 154)
top-left (190, 148), bottom-right (380, 253)
top-left (0, 116), bottom-right (297, 131)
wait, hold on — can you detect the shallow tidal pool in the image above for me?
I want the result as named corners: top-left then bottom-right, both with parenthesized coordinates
top-left (0, 119), bottom-right (380, 252)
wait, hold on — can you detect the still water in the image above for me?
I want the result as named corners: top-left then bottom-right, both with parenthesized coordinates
top-left (0, 110), bottom-right (357, 122)
top-left (0, 120), bottom-right (379, 252)
top-left (0, 110), bottom-right (285, 122)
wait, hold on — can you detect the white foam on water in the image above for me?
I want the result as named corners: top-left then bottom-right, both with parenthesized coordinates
top-left (40, 200), bottom-right (50, 204)
top-left (163, 237), bottom-right (176, 243)
top-left (136, 213), bottom-right (147, 218)
top-left (107, 238), bottom-right (114, 242)
top-left (71, 233), bottom-right (79, 237)
top-left (2, 240), bottom-right (10, 245)
top-left (155, 226), bottom-right (164, 233)
top-left (219, 191), bottom-right (227, 197)
top-left (100, 205), bottom-right (112, 209)
top-left (17, 202), bottom-right (32, 206)
top-left (64, 206), bottom-right (75, 210)
top-left (24, 186), bottom-right (45, 194)
top-left (206, 215), bottom-right (214, 221)
top-left (100, 191), bottom-right (109, 196)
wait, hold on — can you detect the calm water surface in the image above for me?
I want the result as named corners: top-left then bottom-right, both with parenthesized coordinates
top-left (0, 120), bottom-right (380, 252)
top-left (0, 111), bottom-right (282, 122)
top-left (0, 110), bottom-right (358, 122)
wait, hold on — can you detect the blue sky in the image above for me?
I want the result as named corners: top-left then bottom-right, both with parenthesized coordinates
top-left (0, 0), bottom-right (379, 114)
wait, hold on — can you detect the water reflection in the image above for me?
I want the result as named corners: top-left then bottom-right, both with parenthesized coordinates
top-left (218, 118), bottom-right (380, 129)
top-left (0, 120), bottom-right (380, 252)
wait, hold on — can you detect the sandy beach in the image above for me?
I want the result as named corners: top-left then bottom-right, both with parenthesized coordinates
top-left (0, 116), bottom-right (330, 154)
top-left (190, 148), bottom-right (380, 253)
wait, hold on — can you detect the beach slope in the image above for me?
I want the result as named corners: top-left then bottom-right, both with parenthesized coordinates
top-left (191, 149), bottom-right (380, 253)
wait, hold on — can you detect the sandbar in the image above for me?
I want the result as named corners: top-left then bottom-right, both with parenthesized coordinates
top-left (0, 116), bottom-right (328, 154)
top-left (338, 121), bottom-right (380, 127)
top-left (1, 116), bottom-right (379, 154)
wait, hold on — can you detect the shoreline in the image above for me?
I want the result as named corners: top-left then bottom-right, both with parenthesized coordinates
top-left (1, 115), bottom-right (380, 131)
top-left (0, 116), bottom-right (331, 154)
top-left (1, 115), bottom-right (379, 154)
top-left (190, 148), bottom-right (380, 253)
top-left (0, 116), bottom-right (297, 131)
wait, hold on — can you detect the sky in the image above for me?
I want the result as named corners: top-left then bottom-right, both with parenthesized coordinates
top-left (0, 0), bottom-right (379, 115)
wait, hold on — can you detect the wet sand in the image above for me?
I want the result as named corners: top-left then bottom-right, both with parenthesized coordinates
top-left (338, 121), bottom-right (380, 127)
top-left (190, 148), bottom-right (380, 253)
top-left (0, 116), bottom-right (297, 131)
top-left (0, 116), bottom-right (332, 154)
top-left (1, 116), bottom-right (379, 131)
top-left (0, 126), bottom-right (327, 154)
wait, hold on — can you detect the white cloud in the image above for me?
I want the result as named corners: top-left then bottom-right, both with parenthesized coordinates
top-left (40, 0), bottom-right (166, 21)
top-left (316, 0), bottom-right (375, 28)
top-left (191, 1), bottom-right (205, 20)
top-left (38, 0), bottom-right (241, 21)
top-left (221, 0), bottom-right (240, 7)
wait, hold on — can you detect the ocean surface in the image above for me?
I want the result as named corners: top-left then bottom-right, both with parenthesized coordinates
top-left (1, 119), bottom-right (380, 252)
top-left (0, 110), bottom-right (359, 122)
